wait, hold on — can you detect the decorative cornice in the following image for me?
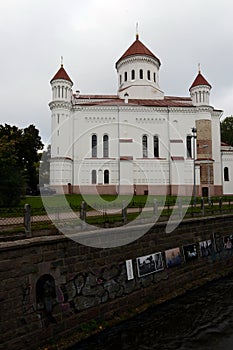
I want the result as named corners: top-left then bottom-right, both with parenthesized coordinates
top-left (49, 101), bottom-right (72, 110)
top-left (50, 157), bottom-right (73, 162)
top-left (171, 156), bottom-right (184, 161)
top-left (170, 139), bottom-right (183, 143)
top-left (117, 55), bottom-right (159, 70)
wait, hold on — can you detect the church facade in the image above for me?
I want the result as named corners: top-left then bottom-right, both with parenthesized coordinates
top-left (49, 34), bottom-right (232, 197)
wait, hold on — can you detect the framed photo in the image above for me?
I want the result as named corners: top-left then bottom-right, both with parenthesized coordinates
top-left (199, 240), bottom-right (213, 257)
top-left (136, 252), bottom-right (163, 277)
top-left (125, 259), bottom-right (134, 280)
top-left (223, 235), bottom-right (233, 250)
top-left (165, 247), bottom-right (182, 268)
top-left (183, 243), bottom-right (198, 262)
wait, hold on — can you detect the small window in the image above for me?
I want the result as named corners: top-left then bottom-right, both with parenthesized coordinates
top-left (139, 69), bottom-right (143, 79)
top-left (142, 135), bottom-right (148, 158)
top-left (224, 167), bottom-right (229, 181)
top-left (104, 170), bottom-right (109, 184)
top-left (92, 134), bottom-right (97, 157)
top-left (147, 70), bottom-right (151, 80)
top-left (124, 72), bottom-right (127, 82)
top-left (91, 170), bottom-right (97, 184)
top-left (154, 135), bottom-right (159, 157)
top-left (57, 114), bottom-right (60, 124)
top-left (103, 134), bottom-right (109, 158)
top-left (186, 135), bottom-right (192, 158)
top-left (131, 70), bottom-right (135, 80)
top-left (153, 72), bottom-right (156, 83)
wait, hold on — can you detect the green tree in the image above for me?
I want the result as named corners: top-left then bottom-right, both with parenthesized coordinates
top-left (39, 144), bottom-right (51, 186)
top-left (221, 116), bottom-right (233, 146)
top-left (0, 124), bottom-right (44, 206)
top-left (0, 136), bottom-right (24, 206)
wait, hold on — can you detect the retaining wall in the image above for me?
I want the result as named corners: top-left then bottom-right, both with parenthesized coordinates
top-left (1, 215), bottom-right (233, 349)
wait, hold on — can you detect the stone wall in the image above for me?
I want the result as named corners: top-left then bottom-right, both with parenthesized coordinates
top-left (1, 215), bottom-right (233, 349)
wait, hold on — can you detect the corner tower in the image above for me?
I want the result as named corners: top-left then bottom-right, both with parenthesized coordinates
top-left (115, 34), bottom-right (164, 100)
top-left (49, 61), bottom-right (73, 191)
top-left (189, 66), bottom-right (211, 106)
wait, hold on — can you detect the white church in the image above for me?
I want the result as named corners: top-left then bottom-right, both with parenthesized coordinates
top-left (49, 34), bottom-right (233, 196)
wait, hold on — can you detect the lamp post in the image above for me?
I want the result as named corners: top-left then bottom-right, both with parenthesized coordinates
top-left (191, 127), bottom-right (197, 206)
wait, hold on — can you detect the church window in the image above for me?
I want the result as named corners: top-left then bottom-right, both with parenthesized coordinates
top-left (124, 72), bottom-right (127, 81)
top-left (92, 134), bottom-right (97, 157)
top-left (199, 91), bottom-right (202, 103)
top-left (147, 70), bottom-right (151, 80)
top-left (224, 167), bottom-right (229, 181)
top-left (153, 72), bottom-right (156, 83)
top-left (186, 135), bottom-right (192, 158)
top-left (104, 169), bottom-right (109, 184)
top-left (62, 86), bottom-right (64, 98)
top-left (57, 114), bottom-right (60, 124)
top-left (131, 70), bottom-right (135, 80)
top-left (58, 86), bottom-right (60, 98)
top-left (91, 170), bottom-right (97, 184)
top-left (142, 135), bottom-right (148, 158)
top-left (154, 135), bottom-right (159, 157)
top-left (65, 87), bottom-right (68, 98)
top-left (139, 69), bottom-right (143, 79)
top-left (103, 134), bottom-right (109, 158)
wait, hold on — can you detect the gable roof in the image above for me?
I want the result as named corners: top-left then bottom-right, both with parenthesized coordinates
top-left (116, 35), bottom-right (161, 67)
top-left (50, 65), bottom-right (73, 84)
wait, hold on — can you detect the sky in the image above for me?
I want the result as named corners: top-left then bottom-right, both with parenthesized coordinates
top-left (0, 0), bottom-right (233, 147)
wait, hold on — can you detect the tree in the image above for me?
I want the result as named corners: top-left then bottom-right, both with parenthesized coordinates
top-left (0, 124), bottom-right (44, 206)
top-left (0, 136), bottom-right (24, 206)
top-left (221, 116), bottom-right (233, 147)
top-left (39, 144), bottom-right (51, 186)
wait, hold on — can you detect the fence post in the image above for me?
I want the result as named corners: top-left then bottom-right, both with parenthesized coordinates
top-left (153, 199), bottom-right (158, 219)
top-left (178, 197), bottom-right (182, 219)
top-left (219, 197), bottom-right (222, 214)
top-left (201, 197), bottom-right (205, 216)
top-left (80, 201), bottom-right (86, 223)
top-left (24, 204), bottom-right (31, 237)
top-left (122, 200), bottom-right (127, 224)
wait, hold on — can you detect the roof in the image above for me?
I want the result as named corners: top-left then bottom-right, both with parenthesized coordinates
top-left (115, 35), bottom-right (161, 67)
top-left (189, 72), bottom-right (211, 90)
top-left (73, 95), bottom-right (193, 107)
top-left (50, 65), bottom-right (73, 84)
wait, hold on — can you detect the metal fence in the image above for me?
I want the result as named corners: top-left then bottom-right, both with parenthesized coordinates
top-left (0, 198), bottom-right (233, 237)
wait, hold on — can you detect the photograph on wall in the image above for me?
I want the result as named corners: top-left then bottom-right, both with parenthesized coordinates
top-left (165, 247), bottom-right (182, 268)
top-left (136, 252), bottom-right (164, 277)
top-left (223, 235), bottom-right (233, 250)
top-left (199, 239), bottom-right (213, 257)
top-left (182, 243), bottom-right (198, 262)
top-left (125, 259), bottom-right (134, 280)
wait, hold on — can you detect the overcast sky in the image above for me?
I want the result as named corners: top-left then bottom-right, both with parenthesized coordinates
top-left (0, 0), bottom-right (232, 147)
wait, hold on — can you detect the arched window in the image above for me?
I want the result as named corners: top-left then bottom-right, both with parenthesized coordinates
top-left (139, 69), bottom-right (143, 79)
top-left (186, 135), bottom-right (192, 158)
top-left (61, 86), bottom-right (64, 98)
top-left (154, 135), bottom-right (159, 157)
top-left (92, 134), bottom-right (97, 157)
top-left (153, 72), bottom-right (156, 83)
top-left (103, 134), bottom-right (109, 158)
top-left (124, 72), bottom-right (127, 81)
top-left (131, 70), bottom-right (135, 80)
top-left (224, 167), bottom-right (229, 181)
top-left (58, 86), bottom-right (60, 98)
top-left (147, 70), bottom-right (151, 80)
top-left (91, 170), bottom-right (97, 184)
top-left (104, 169), bottom-right (109, 184)
top-left (142, 135), bottom-right (148, 158)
